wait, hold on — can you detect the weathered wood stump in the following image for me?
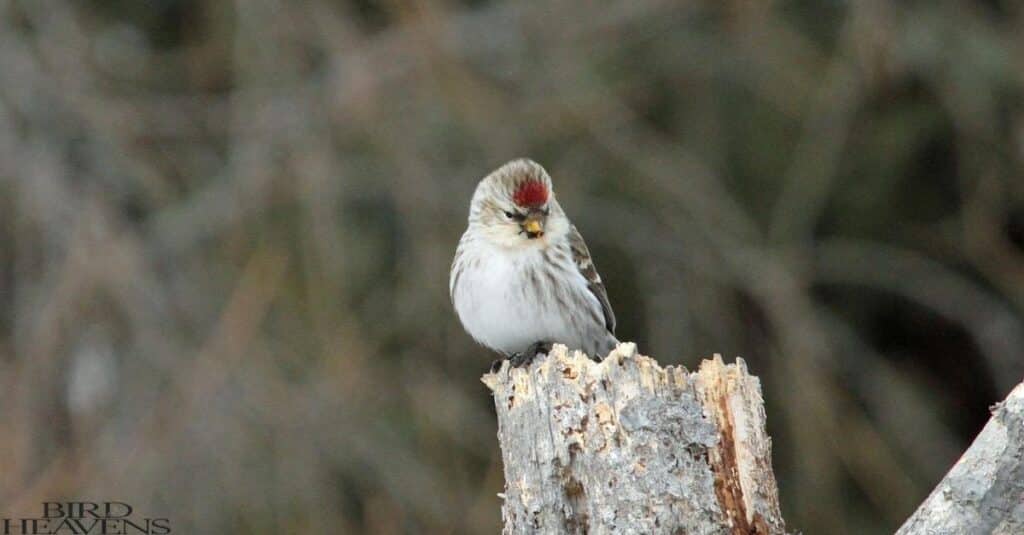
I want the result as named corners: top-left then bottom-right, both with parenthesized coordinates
top-left (896, 381), bottom-right (1024, 535)
top-left (481, 343), bottom-right (786, 535)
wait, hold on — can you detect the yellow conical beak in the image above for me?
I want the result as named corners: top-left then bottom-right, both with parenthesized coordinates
top-left (523, 218), bottom-right (544, 237)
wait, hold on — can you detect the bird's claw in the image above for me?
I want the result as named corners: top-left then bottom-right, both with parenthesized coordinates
top-left (507, 341), bottom-right (553, 369)
top-left (508, 351), bottom-right (534, 368)
top-left (527, 341), bottom-right (553, 357)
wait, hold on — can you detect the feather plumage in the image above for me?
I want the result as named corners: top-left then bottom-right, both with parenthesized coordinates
top-left (450, 159), bottom-right (618, 359)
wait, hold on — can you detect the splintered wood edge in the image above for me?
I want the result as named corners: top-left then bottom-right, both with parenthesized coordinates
top-left (481, 344), bottom-right (786, 535)
top-left (696, 355), bottom-right (785, 535)
top-left (480, 342), bottom-right (682, 394)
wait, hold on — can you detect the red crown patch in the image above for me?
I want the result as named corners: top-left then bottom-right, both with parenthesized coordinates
top-left (513, 181), bottom-right (548, 207)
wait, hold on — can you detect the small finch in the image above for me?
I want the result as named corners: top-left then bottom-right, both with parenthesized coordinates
top-left (450, 159), bottom-right (618, 367)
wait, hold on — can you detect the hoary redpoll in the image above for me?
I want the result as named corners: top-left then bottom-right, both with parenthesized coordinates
top-left (450, 159), bottom-right (619, 367)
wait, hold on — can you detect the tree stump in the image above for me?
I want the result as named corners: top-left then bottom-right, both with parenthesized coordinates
top-left (481, 343), bottom-right (786, 535)
top-left (896, 381), bottom-right (1024, 535)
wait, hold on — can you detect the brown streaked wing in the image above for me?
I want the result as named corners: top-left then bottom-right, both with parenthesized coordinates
top-left (567, 225), bottom-right (616, 334)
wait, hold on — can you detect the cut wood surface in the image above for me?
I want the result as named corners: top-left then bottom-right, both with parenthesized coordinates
top-left (481, 343), bottom-right (786, 535)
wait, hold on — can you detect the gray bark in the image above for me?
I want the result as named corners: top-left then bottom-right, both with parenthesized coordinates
top-left (896, 381), bottom-right (1024, 535)
top-left (481, 343), bottom-right (786, 535)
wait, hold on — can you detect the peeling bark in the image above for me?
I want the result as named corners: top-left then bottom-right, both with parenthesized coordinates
top-left (482, 343), bottom-right (786, 534)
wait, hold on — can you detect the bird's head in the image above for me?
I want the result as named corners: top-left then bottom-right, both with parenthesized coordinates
top-left (468, 159), bottom-right (569, 249)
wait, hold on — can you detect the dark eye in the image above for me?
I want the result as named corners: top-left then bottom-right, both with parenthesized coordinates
top-left (505, 211), bottom-right (525, 221)
top-left (542, 208), bottom-right (550, 216)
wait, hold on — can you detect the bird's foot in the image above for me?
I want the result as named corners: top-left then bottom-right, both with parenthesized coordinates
top-left (490, 342), bottom-right (554, 371)
top-left (528, 341), bottom-right (553, 357)
top-left (508, 352), bottom-right (532, 368)
top-left (490, 355), bottom-right (525, 372)
top-left (508, 341), bottom-right (553, 368)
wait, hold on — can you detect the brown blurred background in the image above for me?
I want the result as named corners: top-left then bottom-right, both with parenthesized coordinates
top-left (2, 0), bottom-right (1023, 533)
